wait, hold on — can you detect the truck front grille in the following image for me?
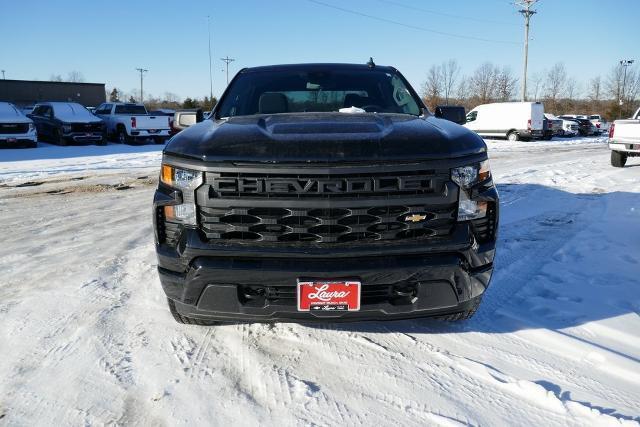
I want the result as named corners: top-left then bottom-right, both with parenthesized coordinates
top-left (0, 123), bottom-right (29, 134)
top-left (71, 123), bottom-right (103, 133)
top-left (199, 204), bottom-right (456, 244)
top-left (196, 167), bottom-right (458, 245)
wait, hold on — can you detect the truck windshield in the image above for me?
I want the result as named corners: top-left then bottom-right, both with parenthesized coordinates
top-left (115, 105), bottom-right (147, 115)
top-left (216, 68), bottom-right (422, 118)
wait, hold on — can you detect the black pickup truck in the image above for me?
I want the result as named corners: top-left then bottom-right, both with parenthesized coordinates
top-left (154, 62), bottom-right (498, 325)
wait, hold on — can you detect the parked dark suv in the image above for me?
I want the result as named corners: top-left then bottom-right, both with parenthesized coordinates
top-left (29, 102), bottom-right (106, 145)
top-left (154, 62), bottom-right (499, 325)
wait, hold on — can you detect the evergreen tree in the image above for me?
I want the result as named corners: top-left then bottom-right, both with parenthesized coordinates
top-left (109, 88), bottom-right (121, 102)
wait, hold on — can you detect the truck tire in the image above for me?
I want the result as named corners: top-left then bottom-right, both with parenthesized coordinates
top-left (167, 298), bottom-right (220, 326)
top-left (54, 129), bottom-right (67, 146)
top-left (436, 296), bottom-right (482, 322)
top-left (611, 151), bottom-right (627, 167)
top-left (507, 131), bottom-right (519, 142)
top-left (117, 127), bottom-right (130, 144)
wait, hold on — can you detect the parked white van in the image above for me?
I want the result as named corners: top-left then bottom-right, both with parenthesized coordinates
top-left (464, 101), bottom-right (545, 141)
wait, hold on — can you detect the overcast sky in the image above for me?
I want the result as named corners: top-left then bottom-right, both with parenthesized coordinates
top-left (1, 0), bottom-right (638, 100)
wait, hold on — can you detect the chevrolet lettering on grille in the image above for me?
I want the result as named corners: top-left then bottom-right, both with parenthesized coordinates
top-left (212, 176), bottom-right (432, 195)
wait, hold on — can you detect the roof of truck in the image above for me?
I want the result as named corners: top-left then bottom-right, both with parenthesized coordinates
top-left (240, 63), bottom-right (397, 73)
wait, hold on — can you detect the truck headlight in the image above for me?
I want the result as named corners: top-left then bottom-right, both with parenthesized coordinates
top-left (28, 123), bottom-right (36, 133)
top-left (451, 160), bottom-right (490, 189)
top-left (451, 160), bottom-right (491, 221)
top-left (160, 164), bottom-right (202, 225)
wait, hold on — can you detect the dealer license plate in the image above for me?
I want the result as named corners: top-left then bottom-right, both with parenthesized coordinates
top-left (297, 280), bottom-right (361, 312)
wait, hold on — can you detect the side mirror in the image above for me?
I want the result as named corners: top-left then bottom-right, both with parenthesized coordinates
top-left (434, 107), bottom-right (444, 119)
top-left (195, 108), bottom-right (204, 123)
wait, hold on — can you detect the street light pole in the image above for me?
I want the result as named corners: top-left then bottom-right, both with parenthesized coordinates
top-left (516, 0), bottom-right (538, 102)
top-left (136, 68), bottom-right (148, 103)
top-left (1, 70), bottom-right (5, 80)
top-left (221, 56), bottom-right (235, 85)
top-left (619, 59), bottom-right (634, 107)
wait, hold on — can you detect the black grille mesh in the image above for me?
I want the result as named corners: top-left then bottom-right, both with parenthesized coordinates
top-left (0, 123), bottom-right (29, 134)
top-left (199, 204), bottom-right (456, 244)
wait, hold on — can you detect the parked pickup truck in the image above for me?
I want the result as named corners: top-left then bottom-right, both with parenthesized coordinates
top-left (609, 106), bottom-right (640, 167)
top-left (94, 102), bottom-right (170, 144)
top-left (154, 62), bottom-right (498, 325)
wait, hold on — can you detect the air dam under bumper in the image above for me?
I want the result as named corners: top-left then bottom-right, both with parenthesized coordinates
top-left (159, 251), bottom-right (494, 322)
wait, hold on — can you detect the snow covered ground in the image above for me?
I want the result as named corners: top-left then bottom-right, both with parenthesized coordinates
top-left (0, 137), bottom-right (638, 426)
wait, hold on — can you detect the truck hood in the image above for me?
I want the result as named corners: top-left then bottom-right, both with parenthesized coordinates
top-left (0, 117), bottom-right (32, 124)
top-left (164, 113), bottom-right (486, 163)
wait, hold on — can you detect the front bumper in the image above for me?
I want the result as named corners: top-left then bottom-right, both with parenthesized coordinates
top-left (0, 134), bottom-right (37, 147)
top-left (160, 250), bottom-right (493, 322)
top-left (62, 132), bottom-right (105, 144)
top-left (156, 216), bottom-right (497, 322)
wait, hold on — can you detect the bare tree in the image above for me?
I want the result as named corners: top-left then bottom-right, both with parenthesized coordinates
top-left (163, 92), bottom-right (180, 104)
top-left (544, 63), bottom-right (567, 110)
top-left (66, 71), bottom-right (85, 83)
top-left (604, 64), bottom-right (640, 118)
top-left (587, 76), bottom-right (602, 102)
top-left (469, 62), bottom-right (498, 104)
top-left (528, 72), bottom-right (543, 101)
top-left (421, 65), bottom-right (443, 110)
top-left (565, 79), bottom-right (581, 100)
top-left (49, 74), bottom-right (63, 82)
top-left (494, 66), bottom-right (518, 102)
top-left (441, 59), bottom-right (460, 105)
top-left (456, 76), bottom-right (469, 104)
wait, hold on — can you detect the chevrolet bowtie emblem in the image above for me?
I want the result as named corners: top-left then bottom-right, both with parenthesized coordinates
top-left (405, 214), bottom-right (428, 223)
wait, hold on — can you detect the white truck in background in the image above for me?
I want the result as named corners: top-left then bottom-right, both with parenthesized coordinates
top-left (94, 102), bottom-right (171, 144)
top-left (588, 114), bottom-right (609, 134)
top-left (608, 106), bottom-right (640, 167)
top-left (464, 101), bottom-right (544, 141)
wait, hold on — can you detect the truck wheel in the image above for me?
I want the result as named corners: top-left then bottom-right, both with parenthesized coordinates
top-left (167, 298), bottom-right (220, 326)
top-left (436, 296), bottom-right (482, 322)
top-left (507, 131), bottom-right (519, 142)
top-left (117, 128), bottom-right (129, 144)
top-left (54, 129), bottom-right (67, 146)
top-left (611, 151), bottom-right (627, 167)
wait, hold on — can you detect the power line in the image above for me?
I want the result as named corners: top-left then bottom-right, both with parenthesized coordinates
top-left (306, 0), bottom-right (518, 45)
top-left (373, 0), bottom-right (515, 26)
top-left (516, 0), bottom-right (537, 101)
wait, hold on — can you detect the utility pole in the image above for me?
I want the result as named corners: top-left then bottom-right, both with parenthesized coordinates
top-left (135, 68), bottom-right (148, 103)
top-left (619, 59), bottom-right (634, 106)
top-left (1, 70), bottom-right (5, 79)
top-left (220, 56), bottom-right (235, 85)
top-left (516, 0), bottom-right (537, 102)
top-left (207, 16), bottom-right (213, 102)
